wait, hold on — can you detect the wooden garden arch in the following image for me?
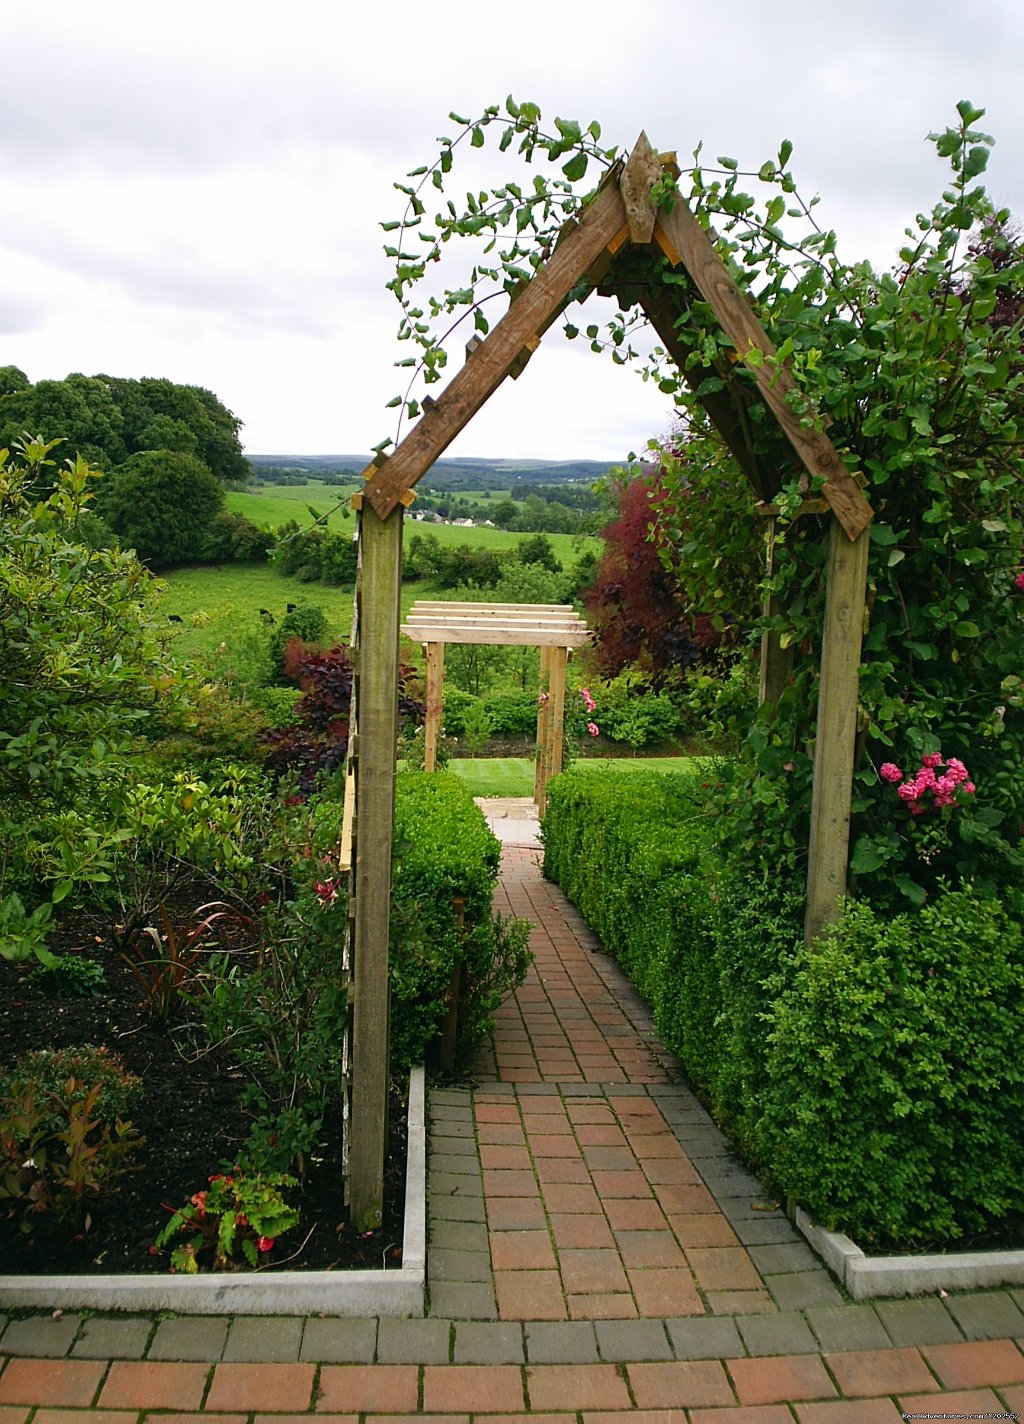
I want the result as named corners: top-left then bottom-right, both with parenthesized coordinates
top-left (341, 132), bottom-right (874, 1228)
top-left (402, 600), bottom-right (592, 812)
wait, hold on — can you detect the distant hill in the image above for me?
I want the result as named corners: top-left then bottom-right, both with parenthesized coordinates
top-left (245, 453), bottom-right (620, 491)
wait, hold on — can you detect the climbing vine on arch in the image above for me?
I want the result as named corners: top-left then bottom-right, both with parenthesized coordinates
top-left (379, 97), bottom-right (1024, 909)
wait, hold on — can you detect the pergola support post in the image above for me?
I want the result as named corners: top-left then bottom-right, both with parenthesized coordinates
top-left (536, 646), bottom-right (567, 815)
top-left (804, 519), bottom-right (870, 946)
top-left (348, 497), bottom-right (404, 1232)
top-left (535, 646), bottom-right (554, 808)
top-left (423, 641), bottom-right (444, 772)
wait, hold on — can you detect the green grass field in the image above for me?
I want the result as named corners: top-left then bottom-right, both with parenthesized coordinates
top-left (450, 757), bottom-right (697, 798)
top-left (227, 480), bottom-right (598, 566)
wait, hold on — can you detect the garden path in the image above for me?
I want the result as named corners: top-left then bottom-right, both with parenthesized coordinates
top-left (2, 816), bottom-right (1023, 1415)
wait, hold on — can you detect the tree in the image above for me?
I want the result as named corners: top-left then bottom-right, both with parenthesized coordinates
top-left (0, 374), bottom-right (127, 482)
top-left (0, 437), bottom-right (173, 904)
top-left (584, 469), bottom-right (727, 688)
top-left (517, 532), bottom-right (561, 573)
top-left (96, 449), bottom-right (226, 569)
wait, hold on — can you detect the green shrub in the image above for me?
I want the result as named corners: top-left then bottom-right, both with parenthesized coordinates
top-left (390, 771), bottom-right (530, 1066)
top-left (758, 887), bottom-right (1024, 1247)
top-left (0, 1047), bottom-right (144, 1236)
top-left (0, 1045), bottom-right (142, 1137)
top-left (27, 955), bottom-right (107, 999)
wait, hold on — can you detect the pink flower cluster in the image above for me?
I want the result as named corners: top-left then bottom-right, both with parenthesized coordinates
top-left (879, 753), bottom-right (975, 816)
top-left (1015, 571), bottom-right (1024, 592)
top-left (579, 688), bottom-right (599, 737)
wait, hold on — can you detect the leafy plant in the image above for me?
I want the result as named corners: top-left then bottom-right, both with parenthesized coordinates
top-left (119, 900), bottom-right (253, 1023)
top-left (154, 1167), bottom-right (299, 1272)
top-left (0, 892), bottom-right (56, 967)
top-left (0, 1048), bottom-right (144, 1236)
top-left (26, 955), bottom-right (106, 999)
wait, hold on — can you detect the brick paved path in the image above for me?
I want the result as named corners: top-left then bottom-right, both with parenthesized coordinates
top-left (2, 836), bottom-right (1024, 1416)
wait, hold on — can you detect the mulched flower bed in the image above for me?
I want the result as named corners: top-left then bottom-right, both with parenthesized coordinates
top-left (0, 913), bottom-right (406, 1276)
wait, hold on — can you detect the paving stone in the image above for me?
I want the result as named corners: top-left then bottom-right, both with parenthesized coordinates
top-left (733, 1216), bottom-right (802, 1246)
top-left (223, 1316), bottom-right (303, 1362)
top-left (429, 1194), bottom-right (487, 1224)
top-left (453, 1321), bottom-right (525, 1363)
top-left (664, 1315), bottom-right (745, 1360)
top-left (147, 1316), bottom-right (229, 1361)
top-left (428, 1135), bottom-right (478, 1156)
top-left (375, 1317), bottom-right (450, 1364)
top-left (429, 1115), bottom-right (475, 1135)
top-left (944, 1290), bottom-right (1024, 1341)
top-left (594, 1319), bottom-right (672, 1361)
top-left (298, 1317), bottom-right (377, 1363)
top-left (736, 1310), bottom-right (818, 1355)
top-left (429, 1220), bottom-right (491, 1253)
top-left (747, 1241), bottom-right (820, 1275)
top-left (429, 1152), bottom-right (483, 1175)
top-left (0, 1316), bottom-right (81, 1357)
top-left (428, 1247), bottom-right (493, 1284)
top-left (765, 1269), bottom-right (844, 1310)
top-left (524, 1321), bottom-right (600, 1363)
top-left (430, 1171), bottom-right (484, 1199)
top-left (805, 1303), bottom-right (891, 1353)
top-left (71, 1317), bottom-right (152, 1359)
top-left (428, 1281), bottom-right (498, 1320)
top-left (874, 1297), bottom-right (966, 1346)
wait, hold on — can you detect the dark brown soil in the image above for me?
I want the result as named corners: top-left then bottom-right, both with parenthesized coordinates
top-left (0, 911), bottom-right (405, 1277)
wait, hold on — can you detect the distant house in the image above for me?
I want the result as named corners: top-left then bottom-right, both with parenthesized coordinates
top-left (452, 517), bottom-right (475, 527)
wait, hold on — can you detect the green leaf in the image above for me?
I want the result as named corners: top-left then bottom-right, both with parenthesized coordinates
top-left (562, 152), bottom-right (588, 183)
top-left (51, 881), bottom-right (73, 904)
top-left (717, 155), bottom-right (738, 170)
top-left (955, 621), bottom-right (981, 637)
top-left (470, 126), bottom-right (485, 148)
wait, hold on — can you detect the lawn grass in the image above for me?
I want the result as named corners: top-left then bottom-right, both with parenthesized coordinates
top-left (450, 756), bottom-right (697, 798)
top-left (227, 480), bottom-right (598, 566)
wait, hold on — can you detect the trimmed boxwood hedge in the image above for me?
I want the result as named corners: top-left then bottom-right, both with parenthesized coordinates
top-left (390, 771), bottom-right (530, 1067)
top-left (541, 765), bottom-right (1024, 1248)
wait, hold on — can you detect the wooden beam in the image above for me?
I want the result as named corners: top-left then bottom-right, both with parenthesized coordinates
top-left (401, 622), bottom-right (591, 647)
top-left (535, 646), bottom-right (554, 806)
top-left (423, 641), bottom-right (444, 773)
top-left (804, 518), bottom-right (870, 945)
top-left (349, 499), bottom-right (404, 1232)
top-left (637, 286), bottom-right (769, 499)
top-left (653, 200), bottom-right (872, 542)
top-left (620, 131), bottom-right (662, 244)
top-left (537, 646), bottom-right (567, 815)
top-left (361, 181), bottom-right (630, 518)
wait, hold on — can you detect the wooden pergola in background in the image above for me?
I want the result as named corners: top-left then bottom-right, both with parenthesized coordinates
top-left (341, 131), bottom-right (874, 1230)
top-left (401, 601), bottom-right (591, 811)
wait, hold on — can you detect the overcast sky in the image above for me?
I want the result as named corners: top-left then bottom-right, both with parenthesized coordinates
top-left (1, 0), bottom-right (1021, 464)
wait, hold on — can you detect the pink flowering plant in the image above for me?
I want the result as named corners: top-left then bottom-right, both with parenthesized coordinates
top-left (556, 685), bottom-right (600, 769)
top-left (154, 1166), bottom-right (300, 1272)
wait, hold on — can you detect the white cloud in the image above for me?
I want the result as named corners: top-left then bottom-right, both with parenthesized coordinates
top-left (1, 0), bottom-right (1022, 459)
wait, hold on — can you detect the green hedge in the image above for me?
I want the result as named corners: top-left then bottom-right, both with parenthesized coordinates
top-left (391, 772), bottom-right (530, 1067)
top-left (759, 889), bottom-right (1024, 1246)
top-left (541, 767), bottom-right (1024, 1248)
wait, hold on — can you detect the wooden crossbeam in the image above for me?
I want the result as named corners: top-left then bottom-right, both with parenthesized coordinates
top-left (651, 198), bottom-right (872, 541)
top-left (360, 181), bottom-right (629, 519)
top-left (402, 622), bottom-right (591, 648)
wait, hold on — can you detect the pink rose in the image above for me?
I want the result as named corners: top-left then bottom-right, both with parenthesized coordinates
top-left (879, 763), bottom-right (903, 784)
top-left (587, 722), bottom-right (599, 737)
top-left (921, 752), bottom-right (943, 768)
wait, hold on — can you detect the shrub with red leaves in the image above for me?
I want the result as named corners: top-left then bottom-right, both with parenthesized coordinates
top-left (263, 644), bottom-right (424, 796)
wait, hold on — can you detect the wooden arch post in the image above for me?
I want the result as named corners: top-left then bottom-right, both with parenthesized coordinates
top-left (341, 128), bottom-right (878, 1225)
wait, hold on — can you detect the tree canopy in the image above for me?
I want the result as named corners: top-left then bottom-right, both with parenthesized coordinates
top-left (0, 372), bottom-right (247, 487)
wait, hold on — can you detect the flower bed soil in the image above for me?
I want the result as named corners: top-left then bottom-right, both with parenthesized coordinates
top-left (0, 917), bottom-right (405, 1277)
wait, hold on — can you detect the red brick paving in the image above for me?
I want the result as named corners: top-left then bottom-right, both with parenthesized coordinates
top-left (3, 839), bottom-right (1023, 1418)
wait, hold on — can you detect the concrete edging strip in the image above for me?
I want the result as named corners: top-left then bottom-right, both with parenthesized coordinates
top-left (792, 1203), bottom-right (1024, 1300)
top-left (0, 1065), bottom-right (426, 1318)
